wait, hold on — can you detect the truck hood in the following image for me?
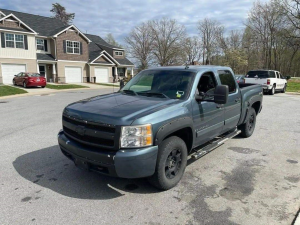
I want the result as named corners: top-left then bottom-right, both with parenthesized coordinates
top-left (64, 93), bottom-right (179, 125)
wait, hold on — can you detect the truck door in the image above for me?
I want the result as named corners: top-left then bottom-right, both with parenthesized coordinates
top-left (192, 72), bottom-right (224, 146)
top-left (217, 70), bottom-right (241, 132)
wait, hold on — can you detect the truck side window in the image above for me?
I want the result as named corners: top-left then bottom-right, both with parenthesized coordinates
top-left (197, 73), bottom-right (217, 95)
top-left (269, 71), bottom-right (276, 78)
top-left (218, 70), bottom-right (236, 94)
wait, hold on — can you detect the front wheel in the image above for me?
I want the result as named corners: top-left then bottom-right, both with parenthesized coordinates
top-left (240, 107), bottom-right (256, 138)
top-left (13, 80), bottom-right (16, 86)
top-left (148, 136), bottom-right (187, 190)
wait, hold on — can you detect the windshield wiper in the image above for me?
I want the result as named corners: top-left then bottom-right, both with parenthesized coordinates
top-left (122, 90), bottom-right (137, 96)
top-left (138, 92), bottom-right (170, 99)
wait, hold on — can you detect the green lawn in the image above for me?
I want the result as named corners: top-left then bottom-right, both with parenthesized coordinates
top-left (287, 80), bottom-right (300, 93)
top-left (0, 85), bottom-right (27, 97)
top-left (46, 84), bottom-right (89, 89)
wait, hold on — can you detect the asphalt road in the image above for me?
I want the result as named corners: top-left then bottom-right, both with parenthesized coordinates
top-left (0, 89), bottom-right (299, 225)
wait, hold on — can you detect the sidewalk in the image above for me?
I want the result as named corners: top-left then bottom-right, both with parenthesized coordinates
top-left (0, 83), bottom-right (115, 100)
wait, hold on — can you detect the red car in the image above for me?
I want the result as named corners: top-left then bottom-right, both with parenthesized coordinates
top-left (13, 72), bottom-right (46, 88)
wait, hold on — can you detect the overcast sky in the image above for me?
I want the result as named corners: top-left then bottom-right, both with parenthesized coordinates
top-left (0, 0), bottom-right (268, 45)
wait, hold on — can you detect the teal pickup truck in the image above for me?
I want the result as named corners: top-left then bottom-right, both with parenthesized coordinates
top-left (58, 66), bottom-right (263, 190)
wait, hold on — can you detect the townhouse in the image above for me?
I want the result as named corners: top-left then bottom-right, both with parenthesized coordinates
top-left (0, 9), bottom-right (134, 84)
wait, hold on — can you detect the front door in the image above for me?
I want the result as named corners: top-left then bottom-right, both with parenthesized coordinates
top-left (218, 70), bottom-right (241, 132)
top-left (39, 65), bottom-right (46, 78)
top-left (192, 72), bottom-right (225, 146)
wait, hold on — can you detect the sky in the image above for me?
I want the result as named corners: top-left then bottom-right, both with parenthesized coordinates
top-left (0, 0), bottom-right (268, 45)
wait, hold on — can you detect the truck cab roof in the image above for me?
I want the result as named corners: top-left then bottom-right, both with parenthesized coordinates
top-left (143, 65), bottom-right (233, 73)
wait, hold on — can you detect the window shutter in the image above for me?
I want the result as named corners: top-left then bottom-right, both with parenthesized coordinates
top-left (24, 35), bottom-right (28, 50)
top-left (1, 32), bottom-right (5, 48)
top-left (44, 40), bottom-right (48, 52)
top-left (63, 40), bottom-right (66, 53)
top-left (80, 42), bottom-right (83, 55)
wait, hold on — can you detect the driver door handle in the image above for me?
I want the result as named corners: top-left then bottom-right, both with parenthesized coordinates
top-left (235, 98), bottom-right (241, 103)
top-left (216, 104), bottom-right (222, 109)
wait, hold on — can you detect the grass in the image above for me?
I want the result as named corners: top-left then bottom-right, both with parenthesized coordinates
top-left (95, 83), bottom-right (120, 87)
top-left (0, 85), bottom-right (27, 97)
top-left (287, 79), bottom-right (300, 93)
top-left (46, 84), bottom-right (89, 89)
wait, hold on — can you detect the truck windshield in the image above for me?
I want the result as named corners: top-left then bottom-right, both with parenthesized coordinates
top-left (246, 71), bottom-right (269, 78)
top-left (120, 70), bottom-right (195, 100)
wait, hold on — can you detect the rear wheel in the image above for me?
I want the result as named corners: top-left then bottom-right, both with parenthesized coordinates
top-left (240, 107), bottom-right (256, 138)
top-left (148, 136), bottom-right (187, 190)
top-left (13, 80), bottom-right (16, 86)
top-left (41, 86), bottom-right (45, 88)
top-left (23, 82), bottom-right (27, 88)
top-left (281, 84), bottom-right (286, 93)
top-left (269, 85), bottom-right (275, 95)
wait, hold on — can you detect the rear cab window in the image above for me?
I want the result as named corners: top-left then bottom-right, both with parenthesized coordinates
top-left (218, 70), bottom-right (237, 94)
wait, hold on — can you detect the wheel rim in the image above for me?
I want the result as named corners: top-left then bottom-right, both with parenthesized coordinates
top-left (272, 87), bottom-right (274, 94)
top-left (248, 114), bottom-right (255, 131)
top-left (165, 149), bottom-right (182, 179)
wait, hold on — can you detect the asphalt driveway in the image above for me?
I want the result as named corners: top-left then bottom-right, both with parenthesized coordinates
top-left (0, 89), bottom-right (299, 225)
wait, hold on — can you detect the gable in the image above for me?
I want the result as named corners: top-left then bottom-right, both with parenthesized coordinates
top-left (0, 16), bottom-right (32, 32)
top-left (94, 56), bottom-right (113, 64)
top-left (0, 14), bottom-right (36, 33)
top-left (53, 25), bottom-right (91, 43)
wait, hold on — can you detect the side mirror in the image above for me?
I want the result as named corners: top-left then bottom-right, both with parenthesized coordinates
top-left (14, 75), bottom-right (17, 77)
top-left (195, 92), bottom-right (205, 101)
top-left (214, 85), bottom-right (228, 104)
top-left (285, 76), bottom-right (291, 80)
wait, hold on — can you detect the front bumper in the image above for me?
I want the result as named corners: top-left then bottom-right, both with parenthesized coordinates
top-left (58, 130), bottom-right (158, 178)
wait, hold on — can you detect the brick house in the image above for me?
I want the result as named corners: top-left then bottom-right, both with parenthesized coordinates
top-left (0, 9), bottom-right (134, 84)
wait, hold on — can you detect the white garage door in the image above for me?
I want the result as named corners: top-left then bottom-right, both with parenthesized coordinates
top-left (1, 64), bottom-right (26, 84)
top-left (65, 67), bottom-right (82, 83)
top-left (95, 67), bottom-right (109, 83)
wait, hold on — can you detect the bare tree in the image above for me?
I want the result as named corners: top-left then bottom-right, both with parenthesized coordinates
top-left (125, 22), bottom-right (154, 70)
top-left (183, 36), bottom-right (202, 64)
top-left (105, 33), bottom-right (123, 48)
top-left (50, 3), bottom-right (75, 25)
top-left (150, 18), bottom-right (186, 66)
top-left (198, 18), bottom-right (224, 65)
top-left (280, 0), bottom-right (300, 31)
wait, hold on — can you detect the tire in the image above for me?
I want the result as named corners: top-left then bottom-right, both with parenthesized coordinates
top-left (240, 107), bottom-right (256, 138)
top-left (281, 84), bottom-right (286, 93)
top-left (269, 85), bottom-right (275, 95)
top-left (148, 136), bottom-right (187, 190)
top-left (13, 80), bottom-right (16, 86)
top-left (23, 82), bottom-right (27, 88)
top-left (41, 86), bottom-right (45, 88)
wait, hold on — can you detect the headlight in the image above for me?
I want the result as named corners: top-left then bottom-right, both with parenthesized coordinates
top-left (120, 124), bottom-right (152, 148)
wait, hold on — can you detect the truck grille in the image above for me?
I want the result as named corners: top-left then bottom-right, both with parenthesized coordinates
top-left (62, 115), bottom-right (117, 150)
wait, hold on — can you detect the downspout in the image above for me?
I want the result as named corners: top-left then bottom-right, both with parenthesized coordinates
top-left (51, 37), bottom-right (57, 60)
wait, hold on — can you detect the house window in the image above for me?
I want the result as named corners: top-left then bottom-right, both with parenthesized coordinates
top-left (66, 40), bottom-right (80, 54)
top-left (36, 39), bottom-right (44, 50)
top-left (115, 51), bottom-right (123, 56)
top-left (5, 33), bottom-right (24, 49)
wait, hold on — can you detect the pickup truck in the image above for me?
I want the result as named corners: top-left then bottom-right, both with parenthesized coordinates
top-left (58, 66), bottom-right (263, 190)
top-left (245, 70), bottom-right (287, 95)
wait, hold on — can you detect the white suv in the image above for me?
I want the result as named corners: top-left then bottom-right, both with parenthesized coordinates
top-left (245, 70), bottom-right (287, 95)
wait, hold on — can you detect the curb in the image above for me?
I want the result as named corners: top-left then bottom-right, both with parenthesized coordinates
top-left (286, 92), bottom-right (300, 95)
top-left (0, 85), bottom-right (113, 100)
top-left (293, 208), bottom-right (300, 225)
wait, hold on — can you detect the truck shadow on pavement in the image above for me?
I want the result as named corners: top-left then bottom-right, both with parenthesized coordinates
top-left (13, 145), bottom-right (159, 199)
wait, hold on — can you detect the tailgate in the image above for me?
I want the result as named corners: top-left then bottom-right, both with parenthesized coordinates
top-left (244, 78), bottom-right (266, 85)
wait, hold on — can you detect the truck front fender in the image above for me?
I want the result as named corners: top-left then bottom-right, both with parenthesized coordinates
top-left (154, 117), bottom-right (195, 150)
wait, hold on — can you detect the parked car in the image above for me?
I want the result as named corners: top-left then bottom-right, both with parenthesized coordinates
top-left (244, 70), bottom-right (287, 95)
top-left (235, 75), bottom-right (245, 84)
top-left (58, 66), bottom-right (263, 190)
top-left (13, 72), bottom-right (46, 88)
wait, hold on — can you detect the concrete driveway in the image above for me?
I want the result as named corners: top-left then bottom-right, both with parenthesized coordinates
top-left (0, 90), bottom-right (299, 225)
